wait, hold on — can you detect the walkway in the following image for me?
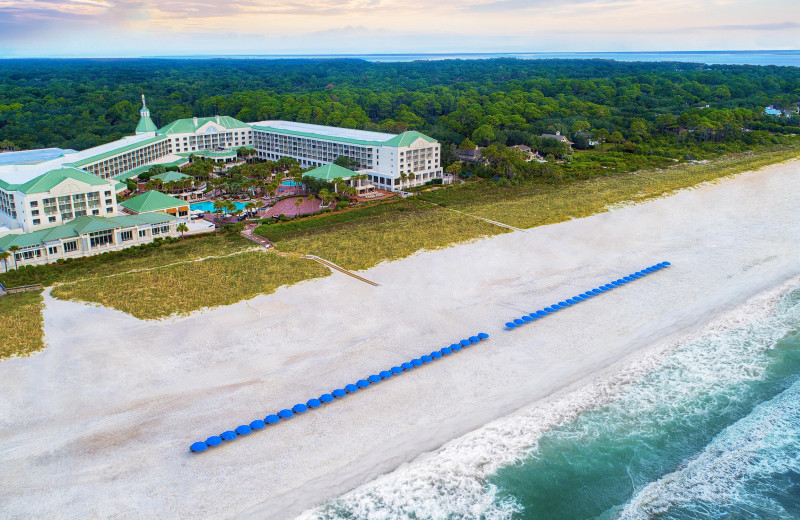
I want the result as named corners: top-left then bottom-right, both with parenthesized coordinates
top-left (264, 196), bottom-right (322, 218)
top-left (420, 200), bottom-right (523, 232)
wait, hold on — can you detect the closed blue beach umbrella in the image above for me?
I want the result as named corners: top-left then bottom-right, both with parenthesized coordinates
top-left (190, 441), bottom-right (208, 453)
top-left (431, 351), bottom-right (443, 359)
top-left (356, 379), bottom-right (370, 388)
top-left (441, 347), bottom-right (453, 355)
top-left (320, 394), bottom-right (334, 403)
top-left (401, 362), bottom-right (414, 370)
top-left (369, 375), bottom-right (382, 383)
top-left (206, 436), bottom-right (222, 446)
top-left (279, 409), bottom-right (294, 419)
top-left (380, 370), bottom-right (393, 378)
top-left (250, 419), bottom-right (266, 430)
top-left (391, 366), bottom-right (404, 374)
top-left (265, 414), bottom-right (280, 424)
top-left (536, 310), bottom-right (547, 317)
top-left (460, 339), bottom-right (471, 346)
top-left (522, 316), bottom-right (533, 322)
top-left (478, 333), bottom-right (489, 339)
top-left (345, 384), bottom-right (358, 393)
top-left (421, 355), bottom-right (433, 363)
top-left (221, 430), bottom-right (237, 441)
top-left (332, 389), bottom-right (347, 398)
top-left (469, 336), bottom-right (480, 343)
top-left (235, 425), bottom-right (252, 435)
top-left (411, 358), bottom-right (424, 366)
top-left (307, 398), bottom-right (322, 408)
top-left (506, 321), bottom-right (517, 328)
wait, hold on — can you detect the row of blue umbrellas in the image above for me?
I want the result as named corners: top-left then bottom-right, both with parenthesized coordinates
top-left (190, 332), bottom-right (491, 453)
top-left (505, 261), bottom-right (671, 329)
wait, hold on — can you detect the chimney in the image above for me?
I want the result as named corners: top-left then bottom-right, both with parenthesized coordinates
top-left (193, 117), bottom-right (198, 127)
top-left (215, 115), bottom-right (220, 124)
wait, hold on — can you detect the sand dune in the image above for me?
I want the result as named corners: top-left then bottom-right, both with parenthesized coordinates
top-left (1, 160), bottom-right (799, 519)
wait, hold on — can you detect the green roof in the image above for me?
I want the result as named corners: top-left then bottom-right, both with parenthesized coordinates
top-left (111, 157), bottom-right (191, 182)
top-left (120, 190), bottom-right (188, 214)
top-left (67, 135), bottom-right (168, 167)
top-left (152, 171), bottom-right (192, 183)
top-left (13, 167), bottom-right (110, 195)
top-left (115, 182), bottom-right (127, 192)
top-left (136, 114), bottom-right (158, 134)
top-left (252, 125), bottom-right (384, 146)
top-left (303, 163), bottom-right (355, 181)
top-left (158, 116), bottom-right (251, 135)
top-left (0, 213), bottom-right (178, 251)
top-left (381, 131), bottom-right (437, 147)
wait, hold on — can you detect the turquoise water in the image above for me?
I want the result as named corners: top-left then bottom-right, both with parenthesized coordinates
top-left (304, 285), bottom-right (800, 519)
top-left (190, 201), bottom-right (248, 212)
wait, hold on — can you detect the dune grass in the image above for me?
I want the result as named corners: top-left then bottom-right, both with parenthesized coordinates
top-left (51, 251), bottom-right (329, 320)
top-left (420, 146), bottom-right (800, 229)
top-left (0, 232), bottom-right (253, 288)
top-left (0, 291), bottom-right (44, 360)
top-left (258, 199), bottom-right (509, 271)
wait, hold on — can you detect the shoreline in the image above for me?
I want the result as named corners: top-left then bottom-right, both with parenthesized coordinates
top-left (1, 160), bottom-right (799, 519)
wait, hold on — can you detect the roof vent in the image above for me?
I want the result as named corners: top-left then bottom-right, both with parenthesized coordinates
top-left (193, 117), bottom-right (198, 127)
top-left (215, 115), bottom-right (220, 124)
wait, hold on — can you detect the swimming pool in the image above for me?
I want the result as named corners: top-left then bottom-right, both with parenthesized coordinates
top-left (190, 201), bottom-right (249, 213)
top-left (281, 180), bottom-right (302, 186)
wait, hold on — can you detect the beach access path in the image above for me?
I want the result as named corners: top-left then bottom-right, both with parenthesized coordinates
top-left (1, 160), bottom-right (799, 519)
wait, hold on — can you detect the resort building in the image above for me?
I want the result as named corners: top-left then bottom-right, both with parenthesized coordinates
top-left (120, 191), bottom-right (190, 218)
top-left (0, 213), bottom-right (181, 270)
top-left (304, 163), bottom-right (377, 197)
top-left (250, 121), bottom-right (442, 191)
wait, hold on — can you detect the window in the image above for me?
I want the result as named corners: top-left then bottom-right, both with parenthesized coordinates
top-left (49, 216), bottom-right (56, 223)
top-left (106, 208), bottom-right (113, 213)
top-left (30, 201), bottom-right (38, 207)
top-left (31, 209), bottom-right (39, 216)
top-left (121, 230), bottom-right (133, 242)
top-left (89, 229), bottom-right (113, 248)
top-left (32, 219), bottom-right (40, 225)
top-left (92, 210), bottom-right (99, 216)
top-left (48, 246), bottom-right (58, 255)
top-left (104, 191), bottom-right (111, 197)
top-left (63, 241), bottom-right (78, 253)
top-left (152, 226), bottom-right (160, 235)
top-left (105, 199), bottom-right (113, 205)
top-left (139, 229), bottom-right (147, 238)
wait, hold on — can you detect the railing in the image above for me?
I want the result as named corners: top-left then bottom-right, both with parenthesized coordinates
top-left (1, 283), bottom-right (43, 295)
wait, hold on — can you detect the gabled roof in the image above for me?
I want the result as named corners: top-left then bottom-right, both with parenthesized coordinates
top-left (158, 116), bottom-right (251, 135)
top-left (66, 135), bottom-right (168, 167)
top-left (0, 213), bottom-right (178, 251)
top-left (303, 163), bottom-right (355, 181)
top-left (152, 171), bottom-right (192, 183)
top-left (120, 190), bottom-right (187, 214)
top-left (15, 167), bottom-right (111, 194)
top-left (381, 131), bottom-right (437, 148)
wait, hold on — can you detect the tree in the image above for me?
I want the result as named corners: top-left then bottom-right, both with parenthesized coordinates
top-left (176, 223), bottom-right (189, 238)
top-left (406, 172), bottom-right (416, 189)
top-left (333, 155), bottom-right (360, 170)
top-left (0, 250), bottom-right (9, 273)
top-left (8, 245), bottom-right (20, 270)
top-left (571, 120), bottom-right (591, 135)
top-left (294, 197), bottom-right (303, 216)
top-left (245, 202), bottom-right (256, 218)
top-left (459, 138), bottom-right (477, 150)
top-left (609, 131), bottom-right (625, 147)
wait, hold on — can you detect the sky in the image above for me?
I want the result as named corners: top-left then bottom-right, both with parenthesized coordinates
top-left (0, 0), bottom-right (798, 58)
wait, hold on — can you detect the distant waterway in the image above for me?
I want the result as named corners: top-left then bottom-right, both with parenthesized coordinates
top-left (160, 50), bottom-right (800, 67)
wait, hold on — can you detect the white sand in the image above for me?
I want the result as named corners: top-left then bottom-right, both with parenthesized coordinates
top-left (1, 161), bottom-right (799, 520)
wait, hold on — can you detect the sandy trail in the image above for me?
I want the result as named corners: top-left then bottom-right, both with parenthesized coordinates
top-left (1, 161), bottom-right (799, 519)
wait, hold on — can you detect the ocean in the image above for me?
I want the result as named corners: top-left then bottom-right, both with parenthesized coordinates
top-left (298, 281), bottom-right (800, 519)
top-left (168, 51), bottom-right (800, 67)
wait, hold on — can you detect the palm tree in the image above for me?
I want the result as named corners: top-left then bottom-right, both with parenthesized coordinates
top-left (176, 223), bottom-right (189, 239)
top-left (406, 172), bottom-right (416, 189)
top-left (8, 245), bottom-right (20, 270)
top-left (294, 197), bottom-right (303, 216)
top-left (245, 202), bottom-right (256, 219)
top-left (399, 173), bottom-right (408, 190)
top-left (0, 250), bottom-right (10, 273)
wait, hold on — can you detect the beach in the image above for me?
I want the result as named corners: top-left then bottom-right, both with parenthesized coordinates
top-left (1, 160), bottom-right (799, 519)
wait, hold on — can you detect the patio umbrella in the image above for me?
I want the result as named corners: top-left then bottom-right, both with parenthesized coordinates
top-left (469, 336), bottom-right (480, 343)
top-left (278, 409), bottom-right (294, 418)
top-left (235, 425), bottom-right (252, 435)
top-left (379, 371), bottom-right (393, 379)
top-left (513, 318), bottom-right (525, 325)
top-left (401, 362), bottom-right (414, 370)
top-left (320, 394), bottom-right (334, 403)
top-left (460, 339), bottom-right (471, 346)
top-left (536, 310), bottom-right (547, 317)
top-left (431, 351), bottom-right (443, 359)
top-left (221, 430), bottom-right (237, 441)
top-left (307, 398), bottom-right (322, 408)
top-left (441, 347), bottom-right (453, 355)
top-left (293, 404), bottom-right (308, 413)
top-left (345, 384), bottom-right (358, 393)
top-left (190, 442), bottom-right (208, 453)
top-left (206, 436), bottom-right (222, 446)
top-left (356, 379), bottom-right (370, 388)
top-left (368, 375), bottom-right (382, 383)
top-left (391, 366), bottom-right (404, 374)
top-left (478, 333), bottom-right (489, 339)
top-left (411, 358), bottom-right (423, 366)
top-left (506, 322), bottom-right (517, 328)
top-left (544, 306), bottom-right (555, 313)
top-left (451, 344), bottom-right (462, 352)
top-left (332, 389), bottom-right (347, 398)
top-left (522, 316), bottom-right (533, 322)
top-left (265, 414), bottom-right (280, 424)
top-left (250, 420), bottom-right (266, 430)
top-left (421, 355), bottom-right (433, 363)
